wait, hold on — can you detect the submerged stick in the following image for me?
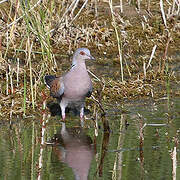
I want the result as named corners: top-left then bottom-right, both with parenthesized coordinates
top-left (172, 147), bottom-right (177, 180)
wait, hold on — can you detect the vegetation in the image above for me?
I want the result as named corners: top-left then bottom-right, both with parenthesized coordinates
top-left (0, 0), bottom-right (179, 118)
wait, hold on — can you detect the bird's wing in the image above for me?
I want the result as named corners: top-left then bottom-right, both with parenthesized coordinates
top-left (86, 84), bottom-right (93, 97)
top-left (44, 75), bottom-right (64, 98)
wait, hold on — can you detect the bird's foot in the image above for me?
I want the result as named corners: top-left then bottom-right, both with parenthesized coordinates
top-left (62, 114), bottom-right (66, 122)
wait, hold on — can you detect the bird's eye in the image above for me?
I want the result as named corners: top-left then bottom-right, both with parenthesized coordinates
top-left (80, 51), bottom-right (85, 55)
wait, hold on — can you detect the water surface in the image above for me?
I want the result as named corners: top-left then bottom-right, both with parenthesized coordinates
top-left (0, 96), bottom-right (179, 179)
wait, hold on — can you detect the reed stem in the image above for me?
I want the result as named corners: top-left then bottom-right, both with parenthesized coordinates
top-left (109, 0), bottom-right (124, 82)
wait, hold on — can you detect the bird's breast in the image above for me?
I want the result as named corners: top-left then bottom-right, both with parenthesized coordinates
top-left (63, 70), bottom-right (92, 99)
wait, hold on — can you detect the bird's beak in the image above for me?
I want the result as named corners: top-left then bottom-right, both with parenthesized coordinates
top-left (88, 54), bottom-right (95, 60)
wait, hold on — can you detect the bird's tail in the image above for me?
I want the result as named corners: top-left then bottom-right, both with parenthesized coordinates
top-left (44, 75), bottom-right (56, 88)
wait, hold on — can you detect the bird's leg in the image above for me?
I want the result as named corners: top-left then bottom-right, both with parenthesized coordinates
top-left (60, 101), bottom-right (67, 122)
top-left (61, 106), bottom-right (66, 121)
top-left (80, 107), bottom-right (84, 127)
top-left (80, 107), bottom-right (84, 119)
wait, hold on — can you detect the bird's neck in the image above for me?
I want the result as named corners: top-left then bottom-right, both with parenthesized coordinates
top-left (72, 54), bottom-right (78, 66)
top-left (71, 60), bottom-right (87, 70)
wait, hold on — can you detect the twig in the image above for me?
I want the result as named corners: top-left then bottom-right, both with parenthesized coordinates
top-left (91, 95), bottom-right (105, 115)
top-left (6, 69), bottom-right (9, 95)
top-left (0, 0), bottom-right (8, 4)
top-left (160, 0), bottom-right (167, 27)
top-left (120, 0), bottom-right (123, 13)
top-left (87, 69), bottom-right (101, 82)
top-left (146, 45), bottom-right (157, 70)
top-left (162, 18), bottom-right (177, 73)
top-left (17, 58), bottom-right (19, 87)
top-left (137, 0), bottom-right (141, 12)
top-left (49, 0), bottom-right (87, 35)
top-left (69, 0), bottom-right (88, 25)
top-left (71, 0), bottom-right (80, 17)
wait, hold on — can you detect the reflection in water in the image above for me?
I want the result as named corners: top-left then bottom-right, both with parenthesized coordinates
top-left (47, 123), bottom-right (94, 180)
top-left (98, 115), bottom-right (110, 177)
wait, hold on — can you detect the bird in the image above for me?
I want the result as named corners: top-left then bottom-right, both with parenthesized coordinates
top-left (44, 48), bottom-right (94, 121)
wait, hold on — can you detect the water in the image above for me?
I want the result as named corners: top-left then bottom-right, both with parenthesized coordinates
top-left (0, 96), bottom-right (179, 180)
